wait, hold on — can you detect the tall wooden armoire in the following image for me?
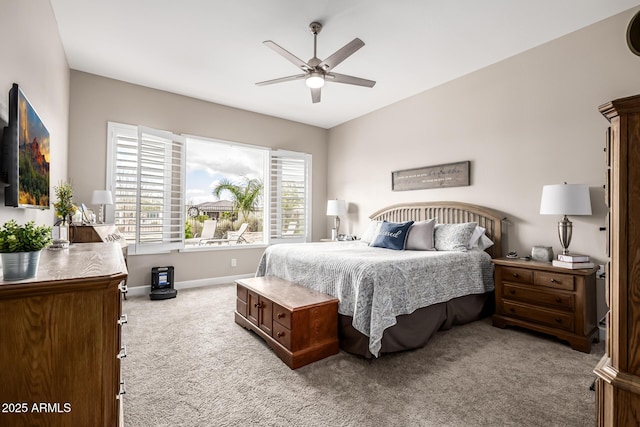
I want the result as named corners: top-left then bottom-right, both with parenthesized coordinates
top-left (594, 94), bottom-right (640, 425)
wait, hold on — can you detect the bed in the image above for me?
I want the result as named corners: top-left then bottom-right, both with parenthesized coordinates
top-left (256, 201), bottom-right (505, 358)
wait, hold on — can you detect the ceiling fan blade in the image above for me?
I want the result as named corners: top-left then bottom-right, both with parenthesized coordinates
top-left (263, 40), bottom-right (311, 71)
top-left (255, 74), bottom-right (306, 86)
top-left (326, 72), bottom-right (376, 88)
top-left (311, 87), bottom-right (321, 103)
top-left (318, 38), bottom-right (365, 71)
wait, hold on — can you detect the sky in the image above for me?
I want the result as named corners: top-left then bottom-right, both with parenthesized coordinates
top-left (185, 137), bottom-right (266, 206)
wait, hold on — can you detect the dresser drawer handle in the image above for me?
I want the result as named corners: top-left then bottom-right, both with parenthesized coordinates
top-left (550, 279), bottom-right (558, 283)
top-left (117, 344), bottom-right (127, 360)
top-left (118, 313), bottom-right (128, 326)
top-left (512, 273), bottom-right (519, 278)
top-left (509, 289), bottom-right (516, 295)
top-left (277, 313), bottom-right (286, 319)
top-left (555, 297), bottom-right (562, 303)
top-left (509, 308), bottom-right (516, 313)
top-left (555, 318), bottom-right (562, 323)
top-left (277, 332), bottom-right (285, 338)
top-left (254, 303), bottom-right (263, 309)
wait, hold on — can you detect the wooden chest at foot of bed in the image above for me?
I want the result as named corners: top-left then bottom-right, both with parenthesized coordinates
top-left (235, 276), bottom-right (339, 369)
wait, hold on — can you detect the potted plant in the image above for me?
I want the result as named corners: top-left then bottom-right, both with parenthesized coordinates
top-left (0, 220), bottom-right (52, 280)
top-left (53, 181), bottom-right (75, 240)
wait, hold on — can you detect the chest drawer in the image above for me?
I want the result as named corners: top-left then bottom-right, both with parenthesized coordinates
top-left (503, 300), bottom-right (574, 332)
top-left (273, 303), bottom-right (292, 329)
top-left (502, 283), bottom-right (574, 311)
top-left (534, 271), bottom-right (574, 291)
top-left (273, 322), bottom-right (292, 350)
top-left (500, 266), bottom-right (534, 284)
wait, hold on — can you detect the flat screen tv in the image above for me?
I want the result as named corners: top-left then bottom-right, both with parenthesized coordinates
top-left (1, 83), bottom-right (50, 209)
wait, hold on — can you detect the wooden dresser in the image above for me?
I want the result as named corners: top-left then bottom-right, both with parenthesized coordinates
top-left (594, 94), bottom-right (640, 426)
top-left (0, 243), bottom-right (128, 427)
top-left (235, 276), bottom-right (339, 369)
top-left (492, 257), bottom-right (597, 353)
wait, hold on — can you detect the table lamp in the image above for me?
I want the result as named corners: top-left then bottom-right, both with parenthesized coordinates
top-left (539, 183), bottom-right (592, 255)
top-left (92, 190), bottom-right (114, 224)
top-left (326, 199), bottom-right (346, 240)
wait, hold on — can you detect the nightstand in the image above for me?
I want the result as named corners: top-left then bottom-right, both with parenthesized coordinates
top-left (492, 257), bottom-right (598, 353)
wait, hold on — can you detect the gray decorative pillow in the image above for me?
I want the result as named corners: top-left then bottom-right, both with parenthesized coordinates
top-left (405, 219), bottom-right (436, 250)
top-left (434, 222), bottom-right (477, 252)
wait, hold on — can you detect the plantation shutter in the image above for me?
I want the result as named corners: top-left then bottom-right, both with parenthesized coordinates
top-left (107, 122), bottom-right (185, 254)
top-left (268, 150), bottom-right (311, 243)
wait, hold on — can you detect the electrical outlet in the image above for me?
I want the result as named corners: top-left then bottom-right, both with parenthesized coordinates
top-left (231, 258), bottom-right (237, 267)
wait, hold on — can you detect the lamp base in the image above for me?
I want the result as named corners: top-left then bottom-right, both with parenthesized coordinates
top-left (557, 215), bottom-right (573, 255)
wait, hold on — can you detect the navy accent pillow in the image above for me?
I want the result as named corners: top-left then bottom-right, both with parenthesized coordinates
top-left (370, 220), bottom-right (414, 250)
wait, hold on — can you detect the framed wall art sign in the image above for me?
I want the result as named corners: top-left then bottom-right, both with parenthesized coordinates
top-left (392, 161), bottom-right (470, 191)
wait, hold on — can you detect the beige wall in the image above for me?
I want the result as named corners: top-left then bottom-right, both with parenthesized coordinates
top-left (68, 71), bottom-right (328, 287)
top-left (328, 7), bottom-right (640, 269)
top-left (0, 0), bottom-right (70, 227)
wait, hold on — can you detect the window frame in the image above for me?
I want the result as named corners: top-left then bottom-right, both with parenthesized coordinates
top-left (106, 123), bottom-right (312, 253)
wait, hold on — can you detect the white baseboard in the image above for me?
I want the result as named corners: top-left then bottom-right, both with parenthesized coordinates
top-left (125, 273), bottom-right (253, 298)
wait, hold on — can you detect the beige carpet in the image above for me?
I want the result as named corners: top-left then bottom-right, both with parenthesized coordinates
top-left (122, 284), bottom-right (603, 427)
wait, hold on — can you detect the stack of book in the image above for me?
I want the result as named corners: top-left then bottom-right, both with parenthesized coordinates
top-left (552, 253), bottom-right (595, 269)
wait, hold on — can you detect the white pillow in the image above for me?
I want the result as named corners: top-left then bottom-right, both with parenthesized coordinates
top-left (361, 220), bottom-right (382, 244)
top-left (477, 234), bottom-right (494, 250)
top-left (467, 226), bottom-right (486, 249)
top-left (405, 219), bottom-right (436, 250)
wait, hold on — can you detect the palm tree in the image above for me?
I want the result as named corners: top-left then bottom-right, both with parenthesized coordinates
top-left (212, 177), bottom-right (263, 223)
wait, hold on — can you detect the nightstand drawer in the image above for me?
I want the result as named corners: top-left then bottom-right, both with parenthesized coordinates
top-left (503, 283), bottom-right (574, 311)
top-left (500, 266), bottom-right (534, 284)
top-left (534, 271), bottom-right (575, 291)
top-left (503, 300), bottom-right (574, 332)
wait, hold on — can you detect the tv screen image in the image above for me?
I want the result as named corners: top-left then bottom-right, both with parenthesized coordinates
top-left (2, 83), bottom-right (50, 208)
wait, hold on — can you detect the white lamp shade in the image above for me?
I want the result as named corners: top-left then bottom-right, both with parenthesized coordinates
top-left (540, 184), bottom-right (592, 215)
top-left (91, 190), bottom-right (114, 205)
top-left (326, 199), bottom-right (346, 216)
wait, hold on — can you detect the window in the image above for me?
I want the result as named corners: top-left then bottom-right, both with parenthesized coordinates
top-left (268, 150), bottom-right (311, 244)
top-left (107, 122), bottom-right (311, 253)
top-left (184, 135), bottom-right (311, 246)
top-left (107, 123), bottom-right (186, 254)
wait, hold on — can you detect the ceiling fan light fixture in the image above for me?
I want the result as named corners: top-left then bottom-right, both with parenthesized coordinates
top-left (305, 72), bottom-right (325, 88)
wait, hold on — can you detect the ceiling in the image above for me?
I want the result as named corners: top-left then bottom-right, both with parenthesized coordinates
top-left (50, 0), bottom-right (639, 129)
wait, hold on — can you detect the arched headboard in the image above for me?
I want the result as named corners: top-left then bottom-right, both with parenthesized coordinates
top-left (369, 201), bottom-right (506, 258)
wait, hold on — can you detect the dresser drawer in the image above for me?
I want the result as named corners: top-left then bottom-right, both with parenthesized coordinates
top-left (502, 300), bottom-right (574, 332)
top-left (500, 266), bottom-right (534, 284)
top-left (273, 303), bottom-right (292, 329)
top-left (534, 271), bottom-right (574, 291)
top-left (502, 283), bottom-right (574, 311)
top-left (273, 322), bottom-right (292, 350)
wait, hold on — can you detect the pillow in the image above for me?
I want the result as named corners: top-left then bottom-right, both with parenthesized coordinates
top-left (477, 234), bottom-right (494, 250)
top-left (467, 226), bottom-right (486, 249)
top-left (370, 220), bottom-right (414, 250)
top-left (434, 222), bottom-right (477, 252)
top-left (361, 221), bottom-right (382, 244)
top-left (405, 219), bottom-right (436, 250)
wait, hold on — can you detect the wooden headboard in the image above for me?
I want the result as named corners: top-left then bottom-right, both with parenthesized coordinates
top-left (369, 201), bottom-right (506, 258)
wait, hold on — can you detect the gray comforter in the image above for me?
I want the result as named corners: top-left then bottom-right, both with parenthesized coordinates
top-left (256, 241), bottom-right (494, 357)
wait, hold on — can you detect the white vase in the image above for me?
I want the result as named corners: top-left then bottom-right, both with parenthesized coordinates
top-left (1, 250), bottom-right (42, 281)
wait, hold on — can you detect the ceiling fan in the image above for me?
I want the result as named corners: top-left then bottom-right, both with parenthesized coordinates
top-left (256, 22), bottom-right (376, 103)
